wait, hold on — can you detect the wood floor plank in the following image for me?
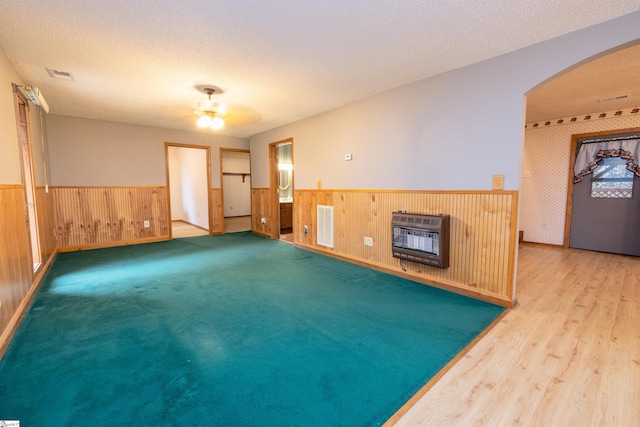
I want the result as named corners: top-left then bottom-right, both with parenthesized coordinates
top-left (393, 243), bottom-right (640, 426)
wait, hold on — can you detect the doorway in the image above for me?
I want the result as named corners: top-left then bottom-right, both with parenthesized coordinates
top-left (522, 42), bottom-right (640, 249)
top-left (566, 129), bottom-right (640, 256)
top-left (165, 143), bottom-right (212, 239)
top-left (14, 91), bottom-right (41, 270)
top-left (269, 139), bottom-right (294, 241)
top-left (220, 148), bottom-right (252, 234)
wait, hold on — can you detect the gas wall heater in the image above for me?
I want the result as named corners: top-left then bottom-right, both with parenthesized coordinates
top-left (391, 212), bottom-right (450, 268)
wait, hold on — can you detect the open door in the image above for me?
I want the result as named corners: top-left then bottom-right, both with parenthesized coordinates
top-left (269, 138), bottom-right (293, 240)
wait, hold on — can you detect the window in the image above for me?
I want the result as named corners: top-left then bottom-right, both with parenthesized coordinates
top-left (590, 157), bottom-right (634, 198)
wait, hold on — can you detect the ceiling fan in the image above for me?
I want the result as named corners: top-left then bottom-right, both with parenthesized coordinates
top-left (195, 87), bottom-right (226, 130)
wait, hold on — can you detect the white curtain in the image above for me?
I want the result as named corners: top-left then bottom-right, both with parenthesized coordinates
top-left (573, 138), bottom-right (640, 183)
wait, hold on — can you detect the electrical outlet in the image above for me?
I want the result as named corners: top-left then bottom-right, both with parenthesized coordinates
top-left (143, 220), bottom-right (150, 228)
top-left (261, 217), bottom-right (266, 224)
top-left (364, 236), bottom-right (373, 247)
top-left (492, 174), bottom-right (504, 190)
top-left (345, 153), bottom-right (353, 161)
top-left (304, 225), bottom-right (308, 234)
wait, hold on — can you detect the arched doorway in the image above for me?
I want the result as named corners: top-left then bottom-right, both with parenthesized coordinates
top-left (521, 42), bottom-right (640, 251)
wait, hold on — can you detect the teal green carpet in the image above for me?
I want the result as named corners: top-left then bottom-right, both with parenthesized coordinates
top-left (0, 232), bottom-right (504, 426)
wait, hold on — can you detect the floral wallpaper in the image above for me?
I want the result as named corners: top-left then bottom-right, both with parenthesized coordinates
top-left (521, 107), bottom-right (640, 245)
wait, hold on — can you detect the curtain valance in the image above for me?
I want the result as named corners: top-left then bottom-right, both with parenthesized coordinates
top-left (573, 138), bottom-right (640, 183)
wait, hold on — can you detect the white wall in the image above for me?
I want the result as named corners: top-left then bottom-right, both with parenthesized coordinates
top-left (29, 107), bottom-right (51, 187)
top-left (180, 147), bottom-right (209, 229)
top-left (168, 146), bottom-right (210, 229)
top-left (0, 48), bottom-right (25, 184)
top-left (46, 115), bottom-right (248, 187)
top-left (168, 147), bottom-right (184, 219)
top-left (250, 12), bottom-right (640, 193)
top-left (223, 175), bottom-right (251, 217)
top-left (0, 46), bottom-right (51, 187)
top-left (521, 111), bottom-right (640, 245)
top-left (222, 156), bottom-right (251, 173)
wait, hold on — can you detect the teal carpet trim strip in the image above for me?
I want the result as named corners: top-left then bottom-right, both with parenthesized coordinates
top-left (0, 232), bottom-right (504, 426)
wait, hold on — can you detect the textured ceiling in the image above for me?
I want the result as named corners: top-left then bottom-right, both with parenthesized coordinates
top-left (526, 43), bottom-right (640, 123)
top-left (1, 1), bottom-right (639, 138)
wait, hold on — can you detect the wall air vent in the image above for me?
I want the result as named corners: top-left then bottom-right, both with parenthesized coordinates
top-left (317, 205), bottom-right (334, 248)
top-left (597, 94), bottom-right (630, 103)
top-left (46, 68), bottom-right (74, 81)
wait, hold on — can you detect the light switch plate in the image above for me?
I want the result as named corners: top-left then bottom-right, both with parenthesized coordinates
top-left (492, 174), bottom-right (504, 190)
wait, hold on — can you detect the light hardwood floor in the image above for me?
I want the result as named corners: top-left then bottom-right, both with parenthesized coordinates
top-left (171, 221), bottom-right (208, 238)
top-left (393, 243), bottom-right (640, 426)
top-left (172, 217), bottom-right (252, 239)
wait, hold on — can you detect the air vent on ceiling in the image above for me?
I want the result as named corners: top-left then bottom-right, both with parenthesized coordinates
top-left (46, 68), bottom-right (74, 81)
top-left (597, 94), bottom-right (630, 103)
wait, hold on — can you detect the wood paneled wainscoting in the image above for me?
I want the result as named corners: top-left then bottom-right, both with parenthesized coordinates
top-left (36, 186), bottom-right (57, 260)
top-left (210, 188), bottom-right (223, 234)
top-left (0, 184), bottom-right (57, 357)
top-left (251, 188), bottom-right (273, 237)
top-left (53, 186), bottom-right (170, 251)
top-left (292, 190), bottom-right (518, 306)
top-left (0, 185), bottom-right (33, 355)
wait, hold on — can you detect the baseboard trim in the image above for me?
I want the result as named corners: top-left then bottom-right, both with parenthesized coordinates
top-left (294, 242), bottom-right (515, 308)
top-left (59, 236), bottom-right (170, 252)
top-left (521, 241), bottom-right (564, 248)
top-left (251, 230), bottom-right (271, 238)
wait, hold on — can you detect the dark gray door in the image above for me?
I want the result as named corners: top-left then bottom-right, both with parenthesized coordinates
top-left (569, 141), bottom-right (640, 256)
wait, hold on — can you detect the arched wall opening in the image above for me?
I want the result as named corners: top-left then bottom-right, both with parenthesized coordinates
top-left (520, 40), bottom-right (640, 246)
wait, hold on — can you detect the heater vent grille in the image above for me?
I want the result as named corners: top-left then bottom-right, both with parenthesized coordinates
top-left (317, 205), bottom-right (334, 248)
top-left (392, 212), bottom-right (450, 268)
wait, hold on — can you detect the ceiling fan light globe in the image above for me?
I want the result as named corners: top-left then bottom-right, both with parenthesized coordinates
top-left (197, 115), bottom-right (212, 128)
top-left (210, 117), bottom-right (224, 130)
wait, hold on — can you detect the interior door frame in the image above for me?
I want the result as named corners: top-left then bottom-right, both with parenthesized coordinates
top-left (164, 142), bottom-right (212, 238)
top-left (269, 138), bottom-right (294, 240)
top-left (563, 126), bottom-right (640, 247)
top-left (13, 85), bottom-right (41, 271)
top-left (219, 147), bottom-right (251, 234)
